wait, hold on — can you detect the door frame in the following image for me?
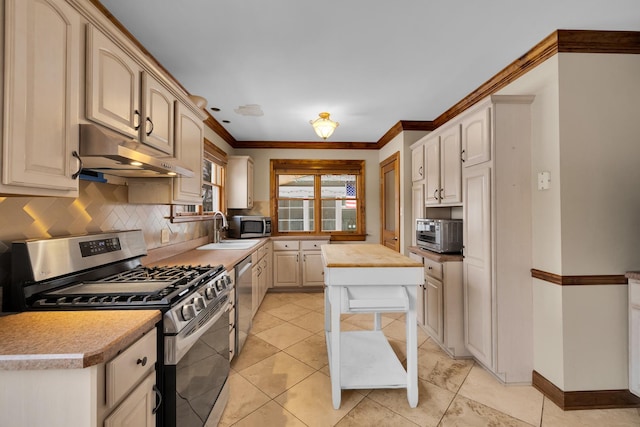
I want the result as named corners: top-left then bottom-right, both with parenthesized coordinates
top-left (380, 152), bottom-right (400, 252)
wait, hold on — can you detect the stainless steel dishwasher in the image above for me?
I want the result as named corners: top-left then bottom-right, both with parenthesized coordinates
top-left (235, 255), bottom-right (252, 355)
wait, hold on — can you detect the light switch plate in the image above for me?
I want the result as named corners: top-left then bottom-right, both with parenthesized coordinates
top-left (537, 171), bottom-right (550, 190)
top-left (161, 228), bottom-right (170, 244)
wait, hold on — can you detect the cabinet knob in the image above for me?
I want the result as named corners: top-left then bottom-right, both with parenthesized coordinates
top-left (137, 356), bottom-right (148, 367)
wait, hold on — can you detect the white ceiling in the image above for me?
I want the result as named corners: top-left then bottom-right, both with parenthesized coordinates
top-left (99, 0), bottom-right (640, 143)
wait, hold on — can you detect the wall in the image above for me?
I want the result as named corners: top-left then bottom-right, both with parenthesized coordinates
top-left (499, 52), bottom-right (640, 391)
top-left (0, 180), bottom-right (212, 313)
top-left (233, 147), bottom-right (381, 243)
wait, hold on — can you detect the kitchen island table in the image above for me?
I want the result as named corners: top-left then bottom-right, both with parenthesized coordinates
top-left (321, 244), bottom-right (423, 409)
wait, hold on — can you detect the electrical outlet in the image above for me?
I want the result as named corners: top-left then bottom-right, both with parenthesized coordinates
top-left (161, 228), bottom-right (170, 244)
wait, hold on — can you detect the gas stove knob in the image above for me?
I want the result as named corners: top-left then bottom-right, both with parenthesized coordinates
top-left (215, 279), bottom-right (224, 291)
top-left (205, 287), bottom-right (216, 300)
top-left (194, 296), bottom-right (206, 310)
top-left (181, 304), bottom-right (197, 321)
top-left (224, 275), bottom-right (232, 286)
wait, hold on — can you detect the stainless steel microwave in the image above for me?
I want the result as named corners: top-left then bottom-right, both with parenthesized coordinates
top-left (228, 216), bottom-right (272, 238)
top-left (416, 218), bottom-right (463, 253)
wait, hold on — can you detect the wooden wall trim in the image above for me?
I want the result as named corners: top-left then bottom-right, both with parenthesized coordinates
top-left (531, 269), bottom-right (628, 286)
top-left (204, 113), bottom-right (237, 147)
top-left (557, 29), bottom-right (640, 54)
top-left (532, 370), bottom-right (640, 410)
top-left (234, 140), bottom-right (378, 150)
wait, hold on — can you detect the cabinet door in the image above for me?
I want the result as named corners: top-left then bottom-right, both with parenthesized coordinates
top-left (463, 166), bottom-right (493, 368)
top-left (461, 106), bottom-right (491, 167)
top-left (411, 183), bottom-right (425, 246)
top-left (141, 73), bottom-right (175, 155)
top-left (104, 372), bottom-right (156, 427)
top-left (440, 125), bottom-right (462, 205)
top-left (424, 137), bottom-right (440, 205)
top-left (631, 306), bottom-right (640, 397)
top-left (173, 102), bottom-right (203, 204)
top-left (252, 265), bottom-right (260, 316)
top-left (86, 24), bottom-right (141, 139)
top-left (227, 156), bottom-right (254, 209)
top-left (2, 0), bottom-right (81, 195)
top-left (424, 276), bottom-right (444, 343)
top-left (302, 251), bottom-right (324, 286)
top-left (273, 251), bottom-right (299, 287)
top-left (411, 144), bottom-right (424, 182)
top-left (247, 158), bottom-right (254, 209)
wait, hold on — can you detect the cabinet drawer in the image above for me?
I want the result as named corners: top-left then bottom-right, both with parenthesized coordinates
top-left (630, 279), bottom-right (640, 307)
top-left (273, 240), bottom-right (299, 251)
top-left (258, 244), bottom-right (269, 259)
top-left (301, 240), bottom-right (327, 251)
top-left (106, 329), bottom-right (157, 408)
top-left (423, 258), bottom-right (443, 280)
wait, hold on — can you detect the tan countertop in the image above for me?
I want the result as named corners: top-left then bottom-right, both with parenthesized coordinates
top-left (0, 310), bottom-right (160, 370)
top-left (407, 246), bottom-right (464, 263)
top-left (146, 237), bottom-right (270, 271)
top-left (322, 244), bottom-right (423, 268)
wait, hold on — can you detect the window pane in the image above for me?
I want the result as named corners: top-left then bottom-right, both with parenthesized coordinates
top-left (278, 175), bottom-right (315, 198)
top-left (202, 184), bottom-right (220, 213)
top-left (278, 199), bottom-right (314, 231)
top-left (202, 159), bottom-right (212, 184)
top-left (321, 175), bottom-right (356, 198)
top-left (321, 199), bottom-right (357, 231)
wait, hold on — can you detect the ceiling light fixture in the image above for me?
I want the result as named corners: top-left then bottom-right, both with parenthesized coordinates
top-left (310, 112), bottom-right (339, 140)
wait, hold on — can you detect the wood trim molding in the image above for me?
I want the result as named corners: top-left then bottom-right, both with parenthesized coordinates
top-left (203, 138), bottom-right (228, 164)
top-left (90, 5), bottom-right (640, 150)
top-left (531, 269), bottom-right (628, 286)
top-left (532, 370), bottom-right (640, 410)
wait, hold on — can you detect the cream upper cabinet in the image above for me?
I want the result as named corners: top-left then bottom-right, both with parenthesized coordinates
top-left (425, 125), bottom-right (462, 206)
top-left (172, 102), bottom-right (203, 204)
top-left (227, 156), bottom-right (254, 209)
top-left (86, 25), bottom-right (175, 155)
top-left (461, 105), bottom-right (491, 167)
top-left (1, 0), bottom-right (82, 196)
top-left (411, 142), bottom-right (424, 182)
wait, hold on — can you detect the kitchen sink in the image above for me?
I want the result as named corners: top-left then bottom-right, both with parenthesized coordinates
top-left (196, 239), bottom-right (260, 250)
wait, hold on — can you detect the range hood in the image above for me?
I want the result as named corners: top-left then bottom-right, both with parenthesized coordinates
top-left (78, 124), bottom-right (194, 178)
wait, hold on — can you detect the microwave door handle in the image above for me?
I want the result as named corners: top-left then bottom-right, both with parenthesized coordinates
top-left (262, 218), bottom-right (267, 236)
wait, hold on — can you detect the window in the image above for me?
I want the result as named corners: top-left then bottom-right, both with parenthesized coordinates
top-left (202, 158), bottom-right (224, 213)
top-left (271, 159), bottom-right (365, 240)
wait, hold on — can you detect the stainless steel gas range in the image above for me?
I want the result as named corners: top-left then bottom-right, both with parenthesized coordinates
top-left (5, 230), bottom-right (231, 427)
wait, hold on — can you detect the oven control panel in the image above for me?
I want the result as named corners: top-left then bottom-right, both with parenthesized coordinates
top-left (79, 237), bottom-right (121, 257)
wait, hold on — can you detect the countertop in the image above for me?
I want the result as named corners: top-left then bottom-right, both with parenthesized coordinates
top-left (0, 310), bottom-right (160, 370)
top-left (322, 244), bottom-right (423, 268)
top-left (407, 246), bottom-right (464, 262)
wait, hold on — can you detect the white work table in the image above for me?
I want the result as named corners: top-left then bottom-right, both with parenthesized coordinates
top-left (321, 244), bottom-right (424, 409)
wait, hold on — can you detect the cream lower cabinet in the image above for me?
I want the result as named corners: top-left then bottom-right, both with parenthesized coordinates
top-left (252, 242), bottom-right (272, 316)
top-left (629, 279), bottom-right (640, 397)
top-left (273, 240), bottom-right (328, 288)
top-left (462, 95), bottom-right (534, 383)
top-left (414, 252), bottom-right (470, 358)
top-left (0, 328), bottom-right (158, 427)
top-left (1, 0), bottom-right (82, 197)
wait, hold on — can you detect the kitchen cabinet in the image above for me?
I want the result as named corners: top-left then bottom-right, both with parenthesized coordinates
top-left (411, 143), bottom-right (424, 182)
top-left (227, 156), bottom-right (254, 209)
top-left (411, 249), bottom-right (469, 358)
top-left (86, 24), bottom-right (175, 155)
top-left (273, 239), bottom-right (328, 288)
top-left (228, 269), bottom-right (236, 361)
top-left (252, 241), bottom-right (272, 316)
top-left (425, 123), bottom-right (462, 206)
top-left (462, 95), bottom-right (534, 383)
top-left (461, 104), bottom-right (491, 167)
top-left (0, 326), bottom-right (158, 427)
top-left (629, 279), bottom-right (640, 397)
top-left (1, 0), bottom-right (82, 197)
top-left (411, 183), bottom-right (425, 246)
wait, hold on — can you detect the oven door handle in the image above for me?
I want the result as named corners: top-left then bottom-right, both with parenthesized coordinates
top-left (165, 295), bottom-right (229, 365)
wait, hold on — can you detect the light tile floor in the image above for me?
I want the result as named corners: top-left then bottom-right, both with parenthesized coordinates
top-left (219, 292), bottom-right (640, 426)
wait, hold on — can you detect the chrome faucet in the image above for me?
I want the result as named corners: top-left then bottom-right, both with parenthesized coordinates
top-left (212, 211), bottom-right (228, 243)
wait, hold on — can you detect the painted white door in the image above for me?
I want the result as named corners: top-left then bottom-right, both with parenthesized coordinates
top-left (440, 125), bottom-right (462, 204)
top-left (461, 106), bottom-right (491, 167)
top-left (141, 73), bottom-right (175, 155)
top-left (173, 102), bottom-right (203, 203)
top-left (302, 251), bottom-right (324, 286)
top-left (424, 137), bottom-right (440, 205)
top-left (411, 144), bottom-right (424, 182)
top-left (424, 276), bottom-right (444, 343)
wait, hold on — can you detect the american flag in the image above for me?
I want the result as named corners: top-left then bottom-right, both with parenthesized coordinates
top-left (345, 181), bottom-right (356, 208)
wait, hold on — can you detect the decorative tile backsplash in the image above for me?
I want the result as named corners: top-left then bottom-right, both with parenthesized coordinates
top-left (0, 180), bottom-right (212, 312)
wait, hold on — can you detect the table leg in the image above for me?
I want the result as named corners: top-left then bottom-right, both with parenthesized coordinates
top-left (406, 286), bottom-right (418, 408)
top-left (329, 286), bottom-right (342, 409)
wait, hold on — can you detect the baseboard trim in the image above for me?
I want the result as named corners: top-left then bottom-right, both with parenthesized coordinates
top-left (532, 370), bottom-right (640, 410)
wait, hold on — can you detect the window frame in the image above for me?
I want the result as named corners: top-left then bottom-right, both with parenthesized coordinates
top-left (270, 159), bottom-right (366, 241)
